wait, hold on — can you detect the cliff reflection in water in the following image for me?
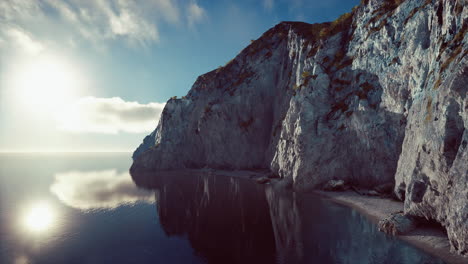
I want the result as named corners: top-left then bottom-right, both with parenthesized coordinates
top-left (131, 171), bottom-right (444, 264)
top-left (132, 171), bottom-right (276, 264)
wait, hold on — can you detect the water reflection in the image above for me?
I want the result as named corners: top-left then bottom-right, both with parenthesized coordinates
top-left (131, 171), bottom-right (445, 264)
top-left (0, 153), bottom-right (447, 264)
top-left (0, 154), bottom-right (203, 264)
top-left (50, 169), bottom-right (153, 210)
top-left (22, 202), bottom-right (55, 232)
top-left (14, 255), bottom-right (30, 264)
top-left (132, 172), bottom-right (277, 264)
top-left (266, 188), bottom-right (445, 264)
top-left (265, 187), bottom-right (304, 263)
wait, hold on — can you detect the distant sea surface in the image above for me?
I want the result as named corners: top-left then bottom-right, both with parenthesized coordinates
top-left (0, 153), bottom-right (445, 264)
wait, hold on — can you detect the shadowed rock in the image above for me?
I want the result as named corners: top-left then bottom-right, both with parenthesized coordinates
top-left (322, 179), bottom-right (346, 191)
top-left (378, 212), bottom-right (418, 235)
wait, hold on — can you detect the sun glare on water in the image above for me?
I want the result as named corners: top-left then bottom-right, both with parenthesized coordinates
top-left (23, 202), bottom-right (55, 232)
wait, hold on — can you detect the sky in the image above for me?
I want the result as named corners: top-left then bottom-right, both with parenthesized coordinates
top-left (0, 0), bottom-right (359, 152)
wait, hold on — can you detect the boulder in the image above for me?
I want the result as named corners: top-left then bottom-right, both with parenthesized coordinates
top-left (378, 212), bottom-right (417, 236)
top-left (322, 180), bottom-right (346, 191)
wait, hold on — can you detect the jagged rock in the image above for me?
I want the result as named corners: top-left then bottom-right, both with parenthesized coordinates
top-left (132, 129), bottom-right (157, 160)
top-left (323, 180), bottom-right (346, 191)
top-left (390, 0), bottom-right (468, 255)
top-left (378, 212), bottom-right (417, 236)
top-left (132, 0), bottom-right (467, 255)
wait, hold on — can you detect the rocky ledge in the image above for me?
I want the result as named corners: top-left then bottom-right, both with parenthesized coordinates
top-left (131, 0), bottom-right (467, 256)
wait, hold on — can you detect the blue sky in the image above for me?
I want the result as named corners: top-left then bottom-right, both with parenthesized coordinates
top-left (0, 0), bottom-right (359, 152)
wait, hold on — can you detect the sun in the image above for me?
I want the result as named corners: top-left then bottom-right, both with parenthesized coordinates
top-left (11, 55), bottom-right (83, 112)
top-left (23, 202), bottom-right (55, 232)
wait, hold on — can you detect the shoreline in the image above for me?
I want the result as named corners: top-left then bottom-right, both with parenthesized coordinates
top-left (314, 190), bottom-right (467, 264)
top-left (132, 168), bottom-right (467, 263)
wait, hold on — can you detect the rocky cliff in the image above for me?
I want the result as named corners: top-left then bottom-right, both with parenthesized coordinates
top-left (131, 0), bottom-right (467, 255)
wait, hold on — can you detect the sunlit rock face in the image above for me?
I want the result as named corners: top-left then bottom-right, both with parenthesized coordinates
top-left (132, 0), bottom-right (467, 255)
top-left (353, 0), bottom-right (468, 255)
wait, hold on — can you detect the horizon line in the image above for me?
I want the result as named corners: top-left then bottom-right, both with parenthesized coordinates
top-left (0, 150), bottom-right (133, 153)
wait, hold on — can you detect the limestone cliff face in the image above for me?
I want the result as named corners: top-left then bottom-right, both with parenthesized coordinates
top-left (131, 0), bottom-right (467, 255)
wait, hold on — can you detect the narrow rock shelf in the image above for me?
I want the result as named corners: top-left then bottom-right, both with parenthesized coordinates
top-left (315, 191), bottom-right (468, 264)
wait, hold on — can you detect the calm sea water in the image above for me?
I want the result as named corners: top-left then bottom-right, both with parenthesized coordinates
top-left (0, 153), bottom-right (445, 264)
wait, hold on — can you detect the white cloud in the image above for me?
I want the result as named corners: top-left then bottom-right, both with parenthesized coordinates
top-left (0, 0), bottom-right (41, 21)
top-left (151, 0), bottom-right (181, 24)
top-left (94, 0), bottom-right (160, 46)
top-left (263, 0), bottom-right (274, 10)
top-left (0, 1), bottom-right (46, 53)
top-left (50, 169), bottom-right (153, 210)
top-left (3, 27), bottom-right (44, 54)
top-left (187, 2), bottom-right (206, 27)
top-left (44, 0), bottom-right (160, 48)
top-left (56, 97), bottom-right (165, 134)
top-left (0, 0), bottom-right (207, 50)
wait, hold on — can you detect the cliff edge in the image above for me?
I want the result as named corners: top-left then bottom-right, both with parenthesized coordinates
top-left (131, 0), bottom-right (467, 256)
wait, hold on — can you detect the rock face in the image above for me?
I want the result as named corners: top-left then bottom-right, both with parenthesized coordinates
top-left (132, 0), bottom-right (467, 255)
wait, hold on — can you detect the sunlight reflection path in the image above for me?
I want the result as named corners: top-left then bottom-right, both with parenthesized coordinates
top-left (23, 202), bottom-right (54, 232)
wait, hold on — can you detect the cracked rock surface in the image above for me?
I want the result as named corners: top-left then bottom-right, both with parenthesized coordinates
top-left (132, 0), bottom-right (467, 255)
